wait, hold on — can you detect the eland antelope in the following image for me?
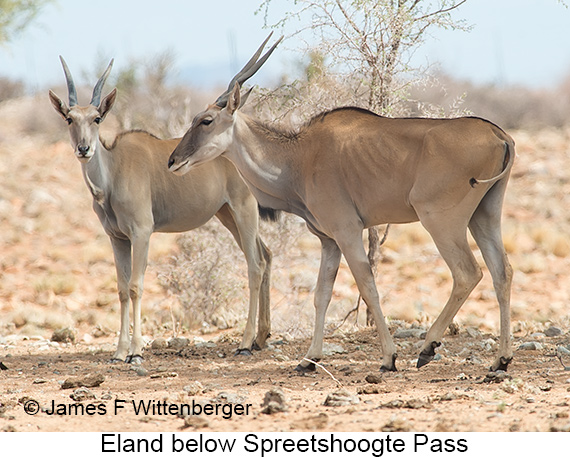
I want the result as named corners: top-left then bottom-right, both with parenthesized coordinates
top-left (168, 37), bottom-right (515, 373)
top-left (49, 57), bottom-right (272, 363)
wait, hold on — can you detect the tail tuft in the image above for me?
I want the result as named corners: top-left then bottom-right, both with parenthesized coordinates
top-left (470, 140), bottom-right (514, 189)
top-left (258, 205), bottom-right (281, 222)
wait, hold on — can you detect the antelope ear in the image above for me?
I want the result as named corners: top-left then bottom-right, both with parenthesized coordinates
top-left (98, 88), bottom-right (117, 120)
top-left (49, 90), bottom-right (69, 119)
top-left (226, 82), bottom-right (241, 116)
top-left (239, 87), bottom-right (253, 108)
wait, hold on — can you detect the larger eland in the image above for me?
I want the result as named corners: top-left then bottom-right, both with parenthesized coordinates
top-left (168, 36), bottom-right (515, 373)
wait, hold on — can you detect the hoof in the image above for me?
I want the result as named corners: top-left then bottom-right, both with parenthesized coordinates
top-left (253, 332), bottom-right (271, 349)
top-left (380, 354), bottom-right (398, 372)
top-left (126, 355), bottom-right (143, 365)
top-left (294, 361), bottom-right (318, 373)
top-left (491, 356), bottom-right (512, 372)
top-left (109, 357), bottom-right (125, 364)
top-left (234, 348), bottom-right (253, 357)
top-left (0, 361), bottom-right (8, 370)
top-left (417, 341), bottom-right (441, 369)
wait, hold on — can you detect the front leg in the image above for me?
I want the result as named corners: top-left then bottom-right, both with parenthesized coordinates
top-left (127, 233), bottom-right (151, 362)
top-left (296, 236), bottom-right (342, 372)
top-left (110, 237), bottom-right (132, 362)
top-left (335, 230), bottom-right (397, 372)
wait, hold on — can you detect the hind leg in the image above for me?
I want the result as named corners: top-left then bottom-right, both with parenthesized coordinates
top-left (417, 216), bottom-right (483, 368)
top-left (469, 184), bottom-right (513, 371)
top-left (254, 239), bottom-right (272, 349)
top-left (216, 202), bottom-right (267, 355)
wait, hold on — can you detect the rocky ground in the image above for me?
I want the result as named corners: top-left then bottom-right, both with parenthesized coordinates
top-left (1, 327), bottom-right (570, 432)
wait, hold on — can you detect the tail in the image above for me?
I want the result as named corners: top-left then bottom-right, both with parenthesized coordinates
top-left (258, 204), bottom-right (281, 222)
top-left (470, 140), bottom-right (515, 188)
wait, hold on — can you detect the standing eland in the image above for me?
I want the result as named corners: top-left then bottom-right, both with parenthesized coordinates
top-left (49, 57), bottom-right (273, 363)
top-left (168, 36), bottom-right (515, 373)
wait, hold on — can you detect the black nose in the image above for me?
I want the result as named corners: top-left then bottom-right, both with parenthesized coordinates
top-left (78, 145), bottom-right (90, 156)
top-left (168, 158), bottom-right (175, 168)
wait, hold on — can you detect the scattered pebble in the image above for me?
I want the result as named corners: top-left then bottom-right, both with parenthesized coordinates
top-left (482, 371), bottom-right (511, 384)
top-left (182, 415), bottom-right (209, 429)
top-left (51, 328), bottom-right (75, 344)
top-left (261, 387), bottom-right (288, 414)
top-left (382, 398), bottom-right (431, 410)
top-left (500, 380), bottom-right (521, 394)
top-left (322, 343), bottom-right (346, 356)
top-left (465, 327), bottom-right (481, 338)
top-left (393, 329), bottom-right (426, 339)
top-left (545, 326), bottom-right (563, 337)
top-left (550, 423), bottom-right (570, 432)
top-left (62, 373), bottom-right (105, 389)
top-left (214, 392), bottom-right (247, 404)
top-left (323, 389), bottom-right (359, 407)
top-left (149, 372), bottom-right (178, 379)
top-left (131, 366), bottom-right (148, 377)
top-left (168, 337), bottom-right (189, 350)
top-left (447, 322), bottom-right (460, 335)
top-left (364, 374), bottom-right (384, 384)
top-left (518, 342), bottom-right (543, 351)
top-left (194, 341), bottom-right (217, 349)
top-left (70, 387), bottom-right (96, 402)
top-left (357, 384), bottom-right (389, 394)
top-left (382, 416), bottom-right (411, 432)
top-left (273, 354), bottom-right (290, 362)
top-left (433, 392), bottom-right (459, 402)
top-left (151, 338), bottom-right (168, 350)
top-left (183, 381), bottom-right (203, 396)
top-left (482, 338), bottom-right (497, 351)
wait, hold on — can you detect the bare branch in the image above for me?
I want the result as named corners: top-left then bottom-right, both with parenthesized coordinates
top-left (302, 358), bottom-right (343, 387)
top-left (413, 0), bottom-right (469, 23)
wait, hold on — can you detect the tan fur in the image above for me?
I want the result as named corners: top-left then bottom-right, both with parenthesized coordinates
top-left (50, 86), bottom-right (272, 363)
top-left (170, 84), bottom-right (515, 373)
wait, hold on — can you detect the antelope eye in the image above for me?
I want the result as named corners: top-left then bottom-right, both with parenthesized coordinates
top-left (66, 118), bottom-right (73, 125)
top-left (200, 118), bottom-right (213, 126)
top-left (94, 117), bottom-right (102, 125)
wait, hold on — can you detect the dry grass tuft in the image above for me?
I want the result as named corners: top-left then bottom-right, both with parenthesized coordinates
top-left (33, 274), bottom-right (78, 296)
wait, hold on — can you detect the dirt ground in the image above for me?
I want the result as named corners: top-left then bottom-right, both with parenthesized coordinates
top-left (1, 97), bottom-right (570, 433)
top-left (1, 328), bottom-right (570, 433)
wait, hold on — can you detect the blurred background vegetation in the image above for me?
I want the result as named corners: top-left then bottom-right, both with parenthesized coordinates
top-left (1, 0), bottom-right (569, 337)
top-left (1, 0), bottom-right (570, 131)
